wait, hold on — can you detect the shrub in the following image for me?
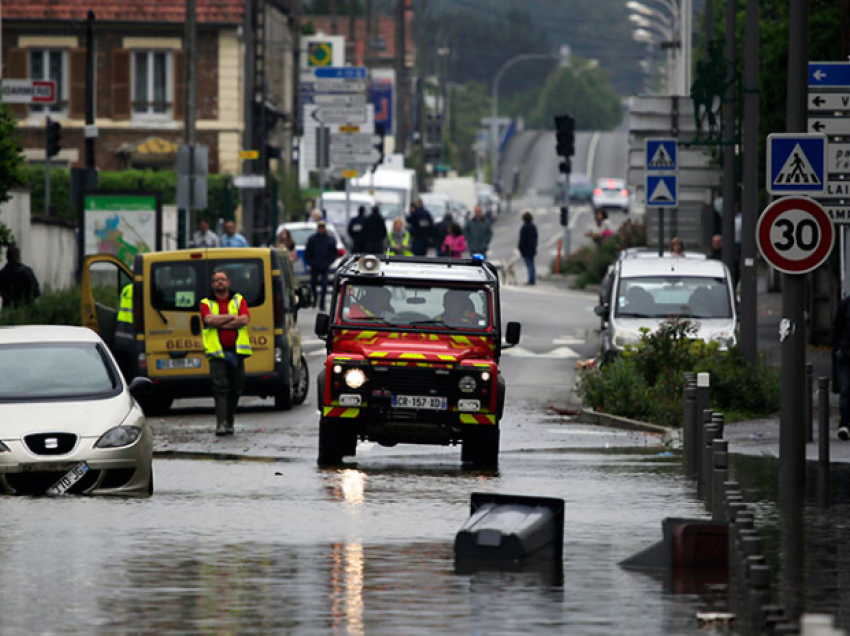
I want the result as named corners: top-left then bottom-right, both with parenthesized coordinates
top-left (557, 218), bottom-right (647, 287)
top-left (0, 286), bottom-right (83, 326)
top-left (577, 317), bottom-right (781, 426)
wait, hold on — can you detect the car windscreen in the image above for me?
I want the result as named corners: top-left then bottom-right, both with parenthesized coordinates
top-left (151, 258), bottom-right (265, 312)
top-left (0, 343), bottom-right (120, 400)
top-left (339, 283), bottom-right (492, 330)
top-left (615, 276), bottom-right (732, 319)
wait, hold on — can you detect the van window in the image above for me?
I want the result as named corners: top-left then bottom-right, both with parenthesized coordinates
top-left (616, 276), bottom-right (731, 319)
top-left (151, 259), bottom-right (266, 311)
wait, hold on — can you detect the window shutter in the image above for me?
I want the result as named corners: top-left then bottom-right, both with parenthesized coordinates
top-left (7, 48), bottom-right (28, 117)
top-left (111, 49), bottom-right (131, 121)
top-left (68, 48), bottom-right (87, 120)
top-left (173, 50), bottom-right (185, 121)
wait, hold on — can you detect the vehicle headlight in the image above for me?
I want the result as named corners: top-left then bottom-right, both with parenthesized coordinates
top-left (95, 426), bottom-right (143, 449)
top-left (344, 368), bottom-right (367, 389)
top-left (613, 331), bottom-right (641, 347)
top-left (459, 375), bottom-right (477, 393)
top-left (481, 371), bottom-right (491, 382)
top-left (0, 441), bottom-right (9, 453)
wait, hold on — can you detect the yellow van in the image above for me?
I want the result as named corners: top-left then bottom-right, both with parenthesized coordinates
top-left (82, 247), bottom-right (311, 414)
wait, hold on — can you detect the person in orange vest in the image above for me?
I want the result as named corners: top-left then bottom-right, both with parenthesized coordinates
top-left (200, 269), bottom-right (252, 437)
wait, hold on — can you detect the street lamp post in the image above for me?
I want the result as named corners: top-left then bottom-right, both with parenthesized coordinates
top-left (627, 0), bottom-right (690, 94)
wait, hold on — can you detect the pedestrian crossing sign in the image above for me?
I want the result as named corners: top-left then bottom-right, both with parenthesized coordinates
top-left (767, 133), bottom-right (826, 194)
top-left (646, 175), bottom-right (678, 207)
top-left (645, 139), bottom-right (678, 171)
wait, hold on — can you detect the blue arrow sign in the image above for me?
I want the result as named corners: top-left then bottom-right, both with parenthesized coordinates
top-left (314, 67), bottom-right (368, 80)
top-left (645, 139), bottom-right (677, 171)
top-left (646, 175), bottom-right (677, 207)
top-left (809, 62), bottom-right (850, 88)
top-left (767, 133), bottom-right (826, 194)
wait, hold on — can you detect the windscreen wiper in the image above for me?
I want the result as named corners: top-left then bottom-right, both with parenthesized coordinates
top-left (154, 306), bottom-right (169, 324)
top-left (406, 319), bottom-right (449, 327)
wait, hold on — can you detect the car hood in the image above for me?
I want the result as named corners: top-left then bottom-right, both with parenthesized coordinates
top-left (612, 317), bottom-right (736, 341)
top-left (0, 393), bottom-right (134, 439)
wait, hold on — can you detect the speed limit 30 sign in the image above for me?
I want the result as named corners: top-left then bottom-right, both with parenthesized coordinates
top-left (756, 196), bottom-right (835, 274)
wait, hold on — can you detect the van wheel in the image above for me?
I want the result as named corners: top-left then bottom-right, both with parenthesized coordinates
top-left (461, 426), bottom-right (500, 469)
top-left (318, 418), bottom-right (357, 466)
top-left (139, 395), bottom-right (173, 416)
top-left (292, 355), bottom-right (309, 405)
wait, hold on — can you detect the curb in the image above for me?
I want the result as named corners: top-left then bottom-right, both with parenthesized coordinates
top-left (576, 408), bottom-right (681, 446)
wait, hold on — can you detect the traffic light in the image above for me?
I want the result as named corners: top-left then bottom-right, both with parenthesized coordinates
top-left (46, 118), bottom-right (62, 159)
top-left (559, 158), bottom-right (572, 174)
top-left (560, 206), bottom-right (569, 226)
top-left (554, 114), bottom-right (575, 159)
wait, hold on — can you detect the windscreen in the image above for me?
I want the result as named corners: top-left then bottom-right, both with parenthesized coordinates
top-left (151, 258), bottom-right (265, 311)
top-left (0, 343), bottom-right (119, 400)
top-left (616, 276), bottom-right (732, 319)
top-left (340, 283), bottom-right (492, 330)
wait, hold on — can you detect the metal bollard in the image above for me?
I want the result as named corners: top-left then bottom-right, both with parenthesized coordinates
top-left (712, 440), bottom-right (729, 522)
top-left (819, 377), bottom-right (831, 469)
top-left (748, 563), bottom-right (772, 634)
top-left (711, 411), bottom-right (725, 440)
top-left (683, 385), bottom-right (698, 477)
top-left (805, 363), bottom-right (814, 443)
top-left (699, 424), bottom-right (718, 502)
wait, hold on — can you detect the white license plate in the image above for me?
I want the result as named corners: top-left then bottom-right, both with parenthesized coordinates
top-left (157, 357), bottom-right (202, 370)
top-left (46, 462), bottom-right (89, 496)
top-left (392, 395), bottom-right (448, 410)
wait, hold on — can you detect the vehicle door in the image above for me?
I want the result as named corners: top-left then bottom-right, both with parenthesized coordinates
top-left (81, 254), bottom-right (133, 353)
top-left (279, 255), bottom-right (302, 365)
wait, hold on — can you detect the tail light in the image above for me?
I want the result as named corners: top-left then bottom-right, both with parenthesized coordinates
top-left (593, 188), bottom-right (602, 196)
top-left (621, 189), bottom-right (629, 197)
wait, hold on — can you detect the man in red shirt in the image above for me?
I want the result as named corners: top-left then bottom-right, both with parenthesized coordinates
top-left (200, 269), bottom-right (252, 436)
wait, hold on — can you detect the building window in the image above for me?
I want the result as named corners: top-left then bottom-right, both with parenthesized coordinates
top-left (133, 51), bottom-right (172, 117)
top-left (29, 49), bottom-right (67, 114)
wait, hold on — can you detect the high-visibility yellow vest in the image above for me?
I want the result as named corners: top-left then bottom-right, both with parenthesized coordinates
top-left (115, 284), bottom-right (135, 346)
top-left (200, 294), bottom-right (253, 359)
top-left (387, 232), bottom-right (412, 256)
top-left (118, 284), bottom-right (133, 323)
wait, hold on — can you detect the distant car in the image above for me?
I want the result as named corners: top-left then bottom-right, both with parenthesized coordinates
top-left (478, 192), bottom-right (501, 220)
top-left (569, 173), bottom-right (594, 204)
top-left (277, 221), bottom-right (347, 282)
top-left (592, 178), bottom-right (630, 214)
top-left (421, 192), bottom-right (468, 222)
top-left (0, 325), bottom-right (154, 496)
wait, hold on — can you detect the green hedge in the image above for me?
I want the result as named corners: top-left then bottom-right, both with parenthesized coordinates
top-left (558, 218), bottom-right (646, 287)
top-left (0, 287), bottom-right (82, 326)
top-left (577, 318), bottom-right (781, 427)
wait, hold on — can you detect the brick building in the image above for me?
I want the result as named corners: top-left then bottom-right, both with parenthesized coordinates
top-left (2, 0), bottom-right (299, 177)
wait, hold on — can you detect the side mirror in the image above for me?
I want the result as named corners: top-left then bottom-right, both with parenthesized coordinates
top-left (296, 284), bottom-right (314, 310)
top-left (315, 312), bottom-right (330, 339)
top-left (504, 321), bottom-right (521, 347)
top-left (128, 376), bottom-right (154, 397)
top-left (594, 304), bottom-right (609, 317)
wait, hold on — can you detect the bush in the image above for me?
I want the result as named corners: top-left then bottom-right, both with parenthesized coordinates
top-left (577, 317), bottom-right (781, 426)
top-left (557, 218), bottom-right (646, 287)
top-left (0, 286), bottom-right (82, 326)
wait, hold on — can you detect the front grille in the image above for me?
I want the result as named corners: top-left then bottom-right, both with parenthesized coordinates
top-left (370, 367), bottom-right (453, 396)
top-left (5, 470), bottom-right (100, 495)
top-left (23, 433), bottom-right (78, 456)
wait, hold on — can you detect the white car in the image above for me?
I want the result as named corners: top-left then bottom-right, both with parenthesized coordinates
top-left (0, 325), bottom-right (154, 496)
top-left (592, 178), bottom-right (631, 214)
top-left (277, 221), bottom-right (347, 282)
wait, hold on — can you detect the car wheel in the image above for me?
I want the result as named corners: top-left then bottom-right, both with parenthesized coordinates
top-left (317, 418), bottom-right (357, 466)
top-left (461, 426), bottom-right (500, 469)
top-left (292, 355), bottom-right (309, 405)
top-left (139, 395), bottom-right (173, 417)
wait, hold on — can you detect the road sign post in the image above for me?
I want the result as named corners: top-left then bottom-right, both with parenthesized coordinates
top-left (645, 139), bottom-right (678, 254)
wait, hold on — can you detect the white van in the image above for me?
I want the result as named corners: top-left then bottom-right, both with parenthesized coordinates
top-left (319, 191), bottom-right (375, 245)
top-left (351, 166), bottom-right (419, 227)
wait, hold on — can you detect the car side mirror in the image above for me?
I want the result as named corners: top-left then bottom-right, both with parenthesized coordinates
top-left (128, 376), bottom-right (154, 397)
top-left (504, 321), bottom-right (521, 347)
top-left (296, 284), bottom-right (314, 310)
top-left (594, 304), bottom-right (609, 317)
top-left (315, 312), bottom-right (330, 339)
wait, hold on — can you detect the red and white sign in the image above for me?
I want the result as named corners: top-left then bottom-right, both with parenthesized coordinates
top-left (756, 196), bottom-right (834, 274)
top-left (1, 80), bottom-right (56, 104)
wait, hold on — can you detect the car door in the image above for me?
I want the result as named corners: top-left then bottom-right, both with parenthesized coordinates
top-left (81, 254), bottom-right (133, 352)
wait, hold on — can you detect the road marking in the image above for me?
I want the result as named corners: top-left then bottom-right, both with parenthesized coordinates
top-left (553, 337), bottom-right (585, 345)
top-left (502, 345), bottom-right (580, 359)
top-left (587, 131), bottom-right (602, 180)
top-left (501, 285), bottom-right (595, 301)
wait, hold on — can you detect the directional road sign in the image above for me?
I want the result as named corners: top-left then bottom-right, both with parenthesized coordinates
top-left (809, 62), bottom-right (850, 88)
top-left (233, 175), bottom-right (266, 189)
top-left (646, 175), bottom-right (678, 207)
top-left (314, 93), bottom-right (367, 106)
top-left (756, 196), bottom-right (834, 274)
top-left (820, 202), bottom-right (850, 225)
top-left (314, 66), bottom-right (367, 79)
top-left (828, 143), bottom-right (850, 174)
top-left (312, 106), bottom-right (368, 124)
top-left (314, 80), bottom-right (368, 93)
top-left (767, 133), bottom-right (826, 195)
top-left (645, 139), bottom-right (677, 171)
top-left (808, 93), bottom-right (850, 111)
top-left (808, 118), bottom-right (850, 136)
top-left (330, 148), bottom-right (382, 166)
top-left (1, 79), bottom-right (56, 104)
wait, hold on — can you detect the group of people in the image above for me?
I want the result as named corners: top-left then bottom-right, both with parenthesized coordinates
top-left (191, 219), bottom-right (250, 249)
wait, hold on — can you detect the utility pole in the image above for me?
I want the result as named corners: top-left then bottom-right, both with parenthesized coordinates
top-left (394, 0), bottom-right (406, 153)
top-left (242, 0), bottom-right (255, 238)
top-left (182, 0), bottom-right (197, 249)
top-left (85, 11), bottom-right (96, 175)
top-left (721, 0), bottom-right (736, 288)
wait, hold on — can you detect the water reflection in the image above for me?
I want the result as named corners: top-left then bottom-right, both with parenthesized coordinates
top-left (330, 542), bottom-right (365, 636)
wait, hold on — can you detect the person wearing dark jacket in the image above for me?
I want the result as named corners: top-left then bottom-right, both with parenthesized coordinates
top-left (304, 221), bottom-right (339, 311)
top-left (407, 198), bottom-right (434, 256)
top-left (348, 206), bottom-right (369, 253)
top-left (0, 246), bottom-right (40, 309)
top-left (433, 212), bottom-right (453, 257)
top-left (518, 210), bottom-right (538, 285)
top-left (364, 205), bottom-right (388, 254)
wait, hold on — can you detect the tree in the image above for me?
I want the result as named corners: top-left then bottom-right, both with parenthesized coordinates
top-left (0, 104), bottom-right (24, 250)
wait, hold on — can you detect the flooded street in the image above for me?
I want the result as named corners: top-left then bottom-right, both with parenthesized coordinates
top-left (1, 442), bottom-right (722, 635)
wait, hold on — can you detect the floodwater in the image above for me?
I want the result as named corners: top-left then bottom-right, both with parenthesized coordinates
top-left (0, 445), bottom-right (732, 636)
